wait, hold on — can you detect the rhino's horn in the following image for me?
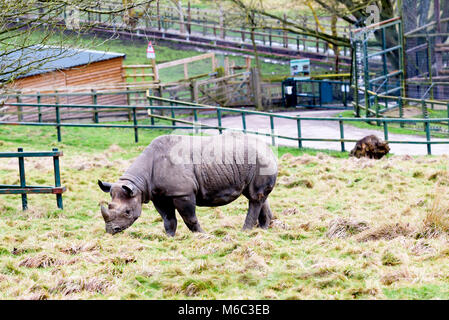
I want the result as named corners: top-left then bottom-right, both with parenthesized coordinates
top-left (101, 204), bottom-right (110, 221)
top-left (98, 180), bottom-right (112, 193)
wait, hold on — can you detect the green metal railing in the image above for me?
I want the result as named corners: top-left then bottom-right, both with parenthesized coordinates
top-left (0, 148), bottom-right (66, 210)
top-left (357, 87), bottom-right (449, 134)
top-left (2, 92), bottom-right (449, 155)
top-left (351, 17), bottom-right (405, 116)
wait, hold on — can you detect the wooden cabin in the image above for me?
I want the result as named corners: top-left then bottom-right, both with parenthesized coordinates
top-left (2, 46), bottom-right (128, 121)
top-left (5, 47), bottom-right (126, 104)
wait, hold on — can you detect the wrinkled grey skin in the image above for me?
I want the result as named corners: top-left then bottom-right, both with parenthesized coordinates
top-left (99, 133), bottom-right (278, 236)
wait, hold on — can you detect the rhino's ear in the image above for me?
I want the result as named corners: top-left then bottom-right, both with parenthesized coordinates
top-left (122, 183), bottom-right (137, 198)
top-left (98, 180), bottom-right (112, 193)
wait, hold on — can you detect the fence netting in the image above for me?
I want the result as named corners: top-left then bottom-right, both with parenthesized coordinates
top-left (403, 0), bottom-right (449, 100)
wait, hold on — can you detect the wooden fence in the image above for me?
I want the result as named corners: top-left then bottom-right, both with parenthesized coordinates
top-left (123, 59), bottom-right (159, 85)
top-left (156, 52), bottom-right (216, 80)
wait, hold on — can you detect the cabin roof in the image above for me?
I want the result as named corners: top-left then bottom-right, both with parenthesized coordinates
top-left (1, 45), bottom-right (126, 81)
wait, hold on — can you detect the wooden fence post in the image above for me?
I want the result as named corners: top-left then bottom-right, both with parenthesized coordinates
top-left (157, 0), bottom-right (161, 30)
top-left (192, 80), bottom-right (199, 103)
top-left (224, 57), bottom-right (230, 76)
top-left (187, 1), bottom-right (191, 34)
top-left (283, 14), bottom-right (288, 48)
top-left (219, 9), bottom-right (224, 39)
top-left (203, 13), bottom-right (207, 36)
top-left (211, 54), bottom-right (217, 71)
top-left (245, 57), bottom-right (252, 71)
top-left (268, 29), bottom-right (272, 47)
top-left (183, 62), bottom-right (189, 79)
top-left (250, 67), bottom-right (262, 110)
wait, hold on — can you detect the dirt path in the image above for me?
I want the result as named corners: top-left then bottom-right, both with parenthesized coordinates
top-left (196, 110), bottom-right (449, 155)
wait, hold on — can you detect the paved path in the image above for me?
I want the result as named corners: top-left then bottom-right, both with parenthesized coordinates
top-left (196, 110), bottom-right (449, 155)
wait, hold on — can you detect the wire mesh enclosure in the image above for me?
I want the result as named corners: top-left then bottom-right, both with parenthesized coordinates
top-left (351, 17), bottom-right (405, 117)
top-left (403, 0), bottom-right (449, 100)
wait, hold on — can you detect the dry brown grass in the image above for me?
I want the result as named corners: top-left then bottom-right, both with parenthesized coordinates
top-left (60, 241), bottom-right (99, 255)
top-left (326, 218), bottom-right (369, 239)
top-left (421, 186), bottom-right (449, 237)
top-left (50, 277), bottom-right (114, 296)
top-left (381, 269), bottom-right (413, 286)
top-left (19, 254), bottom-right (65, 269)
top-left (355, 223), bottom-right (416, 242)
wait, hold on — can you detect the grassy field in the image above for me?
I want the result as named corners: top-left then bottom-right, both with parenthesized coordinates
top-left (1, 124), bottom-right (449, 299)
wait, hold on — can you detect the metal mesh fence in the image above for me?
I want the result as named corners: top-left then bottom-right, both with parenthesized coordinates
top-left (403, 0), bottom-right (449, 100)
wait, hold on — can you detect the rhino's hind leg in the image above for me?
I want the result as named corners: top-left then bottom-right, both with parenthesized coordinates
top-left (153, 198), bottom-right (177, 237)
top-left (257, 201), bottom-right (273, 229)
top-left (173, 195), bottom-right (204, 233)
top-left (242, 201), bottom-right (264, 230)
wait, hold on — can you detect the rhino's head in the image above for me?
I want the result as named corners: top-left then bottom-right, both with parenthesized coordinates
top-left (98, 180), bottom-right (143, 235)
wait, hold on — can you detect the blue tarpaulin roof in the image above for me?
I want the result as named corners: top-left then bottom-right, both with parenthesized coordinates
top-left (1, 45), bottom-right (125, 81)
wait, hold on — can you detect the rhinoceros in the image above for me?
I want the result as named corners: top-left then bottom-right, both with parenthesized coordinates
top-left (98, 133), bottom-right (278, 236)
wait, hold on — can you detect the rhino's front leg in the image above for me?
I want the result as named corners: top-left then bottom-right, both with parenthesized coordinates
top-left (173, 195), bottom-right (204, 233)
top-left (152, 197), bottom-right (177, 237)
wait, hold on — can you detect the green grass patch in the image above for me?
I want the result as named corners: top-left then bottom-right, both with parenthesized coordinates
top-left (384, 284), bottom-right (449, 299)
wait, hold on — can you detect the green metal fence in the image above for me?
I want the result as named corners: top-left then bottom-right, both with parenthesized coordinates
top-left (0, 148), bottom-right (65, 210)
top-left (358, 87), bottom-right (449, 134)
top-left (2, 92), bottom-right (449, 155)
top-left (351, 17), bottom-right (405, 118)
